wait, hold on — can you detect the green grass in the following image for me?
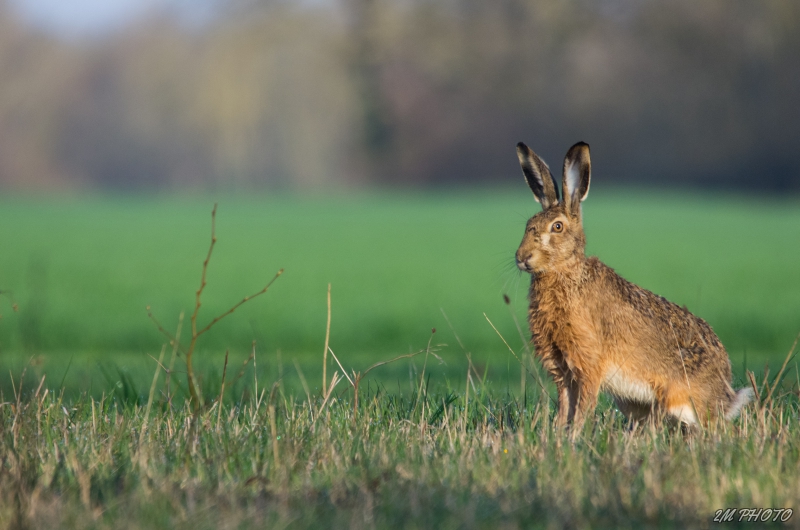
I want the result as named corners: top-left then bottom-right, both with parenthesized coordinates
top-left (1, 190), bottom-right (800, 528)
top-left (0, 190), bottom-right (798, 400)
top-left (2, 372), bottom-right (799, 529)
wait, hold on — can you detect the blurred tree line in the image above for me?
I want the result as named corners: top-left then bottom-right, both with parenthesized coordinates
top-left (0, 0), bottom-right (798, 191)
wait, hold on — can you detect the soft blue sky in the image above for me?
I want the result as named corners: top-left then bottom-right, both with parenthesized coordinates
top-left (5, 0), bottom-right (222, 36)
top-left (6, 1), bottom-right (329, 36)
top-left (8, 0), bottom-right (165, 35)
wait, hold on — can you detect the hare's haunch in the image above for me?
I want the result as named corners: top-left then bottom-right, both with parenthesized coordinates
top-left (515, 141), bottom-right (752, 429)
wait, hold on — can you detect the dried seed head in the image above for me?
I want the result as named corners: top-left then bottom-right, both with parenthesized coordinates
top-left (503, 294), bottom-right (511, 305)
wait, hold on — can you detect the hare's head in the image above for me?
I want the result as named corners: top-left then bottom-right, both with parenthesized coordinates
top-left (515, 142), bottom-right (591, 274)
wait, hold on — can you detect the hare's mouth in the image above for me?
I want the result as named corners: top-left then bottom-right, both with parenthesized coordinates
top-left (516, 258), bottom-right (533, 273)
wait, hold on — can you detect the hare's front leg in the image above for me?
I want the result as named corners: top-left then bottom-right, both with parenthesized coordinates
top-left (569, 376), bottom-right (602, 436)
top-left (535, 343), bottom-right (573, 427)
top-left (555, 381), bottom-right (571, 428)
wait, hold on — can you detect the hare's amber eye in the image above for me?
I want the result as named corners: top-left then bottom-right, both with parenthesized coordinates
top-left (552, 221), bottom-right (563, 233)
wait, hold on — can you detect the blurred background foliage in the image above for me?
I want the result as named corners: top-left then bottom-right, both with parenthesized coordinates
top-left (0, 0), bottom-right (798, 192)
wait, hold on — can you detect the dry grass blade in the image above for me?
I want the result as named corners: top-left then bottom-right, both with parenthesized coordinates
top-left (313, 371), bottom-right (342, 426)
top-left (504, 295), bottom-right (529, 398)
top-left (484, 313), bottom-right (554, 405)
top-left (252, 342), bottom-right (259, 412)
top-left (216, 350), bottom-right (229, 431)
top-left (164, 312), bottom-right (184, 407)
top-left (327, 347), bottom-right (354, 388)
top-left (360, 348), bottom-right (437, 380)
top-left (269, 404), bottom-right (279, 469)
top-left (293, 358), bottom-right (311, 405)
top-left (146, 307), bottom-right (185, 356)
top-left (228, 349), bottom-right (256, 389)
top-left (138, 345), bottom-right (166, 451)
top-left (747, 370), bottom-right (760, 408)
top-left (763, 330), bottom-right (800, 407)
top-left (323, 283), bottom-right (331, 396)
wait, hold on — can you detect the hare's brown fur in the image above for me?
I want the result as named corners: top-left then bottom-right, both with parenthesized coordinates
top-left (515, 142), bottom-right (751, 430)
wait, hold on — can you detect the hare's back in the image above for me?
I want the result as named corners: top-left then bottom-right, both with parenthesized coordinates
top-left (587, 258), bottom-right (731, 376)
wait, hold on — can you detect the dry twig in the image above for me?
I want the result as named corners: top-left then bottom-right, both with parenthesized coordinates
top-left (147, 203), bottom-right (282, 414)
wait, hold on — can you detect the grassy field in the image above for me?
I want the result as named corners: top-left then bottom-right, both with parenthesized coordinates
top-left (1, 190), bottom-right (800, 528)
top-left (0, 190), bottom-right (798, 399)
top-left (1, 371), bottom-right (799, 529)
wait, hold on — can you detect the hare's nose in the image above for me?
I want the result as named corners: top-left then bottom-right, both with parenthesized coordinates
top-left (516, 253), bottom-right (531, 271)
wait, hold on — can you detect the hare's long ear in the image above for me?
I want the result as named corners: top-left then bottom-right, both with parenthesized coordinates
top-left (562, 142), bottom-right (591, 216)
top-left (517, 142), bottom-right (559, 209)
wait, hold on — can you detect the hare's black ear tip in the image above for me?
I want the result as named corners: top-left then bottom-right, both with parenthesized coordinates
top-left (516, 141), bottom-right (529, 152)
top-left (566, 141), bottom-right (590, 158)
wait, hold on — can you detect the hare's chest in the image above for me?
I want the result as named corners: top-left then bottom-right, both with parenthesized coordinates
top-left (546, 302), bottom-right (596, 346)
top-left (533, 308), bottom-right (596, 371)
top-left (529, 284), bottom-right (602, 365)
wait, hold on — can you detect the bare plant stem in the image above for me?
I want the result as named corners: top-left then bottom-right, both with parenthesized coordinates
top-left (182, 268), bottom-right (282, 411)
top-left (185, 203), bottom-right (219, 410)
top-left (148, 204), bottom-right (282, 415)
top-left (193, 275), bottom-right (282, 339)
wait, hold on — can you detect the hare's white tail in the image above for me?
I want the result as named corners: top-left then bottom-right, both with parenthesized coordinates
top-left (725, 388), bottom-right (754, 420)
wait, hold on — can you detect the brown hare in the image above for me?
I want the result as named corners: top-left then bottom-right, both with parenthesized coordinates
top-left (514, 141), bottom-right (752, 431)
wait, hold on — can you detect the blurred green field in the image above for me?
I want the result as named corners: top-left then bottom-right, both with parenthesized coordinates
top-left (1, 190), bottom-right (798, 399)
